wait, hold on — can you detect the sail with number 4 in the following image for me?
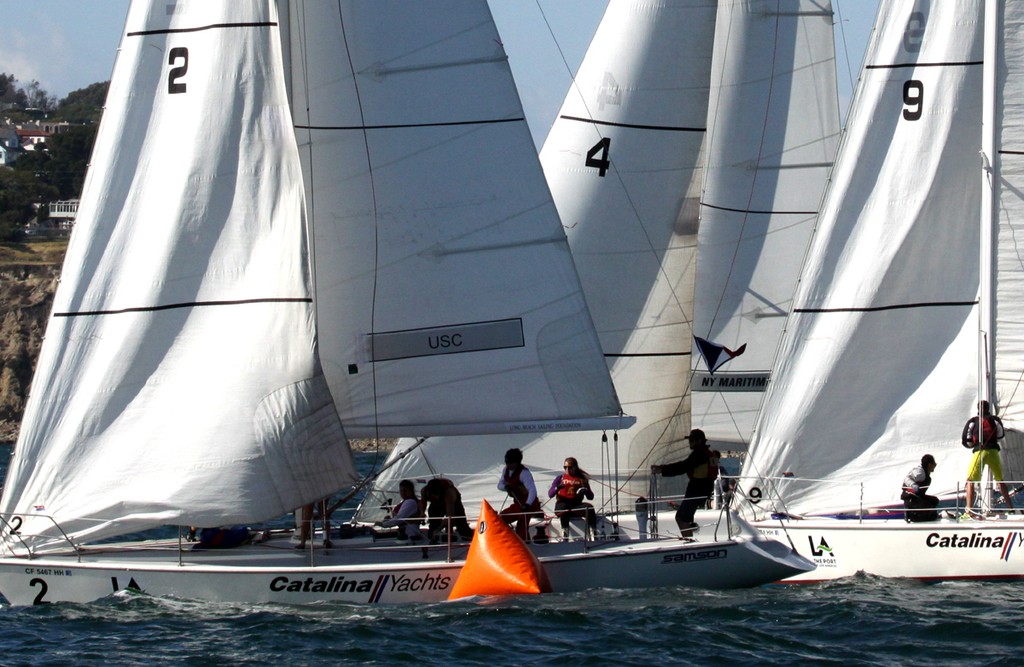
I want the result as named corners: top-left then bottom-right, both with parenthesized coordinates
top-left (357, 0), bottom-right (840, 517)
top-left (0, 0), bottom-right (625, 553)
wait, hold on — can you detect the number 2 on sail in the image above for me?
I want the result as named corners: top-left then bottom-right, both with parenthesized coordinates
top-left (168, 47), bottom-right (189, 94)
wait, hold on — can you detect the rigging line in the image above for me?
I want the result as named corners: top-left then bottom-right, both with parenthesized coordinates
top-left (335, 0), bottom-right (384, 446)
top-left (833, 0), bottom-right (855, 97)
top-left (53, 297), bottom-right (311, 318)
top-left (539, 0), bottom-right (700, 386)
top-left (537, 0), bottom-right (700, 457)
top-left (794, 299), bottom-right (977, 314)
top-left (126, 21), bottom-right (276, 37)
top-left (293, 0), bottom-right (319, 333)
top-left (701, 1), bottom-right (785, 341)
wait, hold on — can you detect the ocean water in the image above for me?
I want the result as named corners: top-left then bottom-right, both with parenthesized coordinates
top-left (1, 579), bottom-right (1022, 666)
top-left (1, 449), bottom-right (1023, 665)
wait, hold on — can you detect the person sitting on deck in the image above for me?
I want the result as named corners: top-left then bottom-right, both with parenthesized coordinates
top-left (901, 454), bottom-right (939, 522)
top-left (381, 479), bottom-right (424, 542)
top-left (548, 457), bottom-right (597, 540)
top-left (497, 447), bottom-right (542, 541)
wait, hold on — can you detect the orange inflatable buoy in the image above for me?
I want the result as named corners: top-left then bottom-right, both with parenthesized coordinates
top-left (448, 500), bottom-right (552, 600)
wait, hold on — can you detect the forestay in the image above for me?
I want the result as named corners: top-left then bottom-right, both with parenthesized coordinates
top-left (1, 1), bottom-right (356, 549)
top-left (691, 0), bottom-right (840, 448)
top-left (743, 1), bottom-right (1006, 516)
top-left (279, 1), bottom-right (622, 437)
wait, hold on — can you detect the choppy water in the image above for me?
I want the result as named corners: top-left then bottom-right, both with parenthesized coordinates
top-left (1, 579), bottom-right (1022, 666)
top-left (1, 448), bottom-right (1022, 665)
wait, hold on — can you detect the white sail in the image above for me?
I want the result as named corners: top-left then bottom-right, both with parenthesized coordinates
top-left (0, 1), bottom-right (356, 548)
top-left (743, 0), bottom-right (990, 515)
top-left (357, 0), bottom-right (717, 518)
top-left (279, 1), bottom-right (622, 437)
top-left (358, 0), bottom-right (841, 519)
top-left (995, 5), bottom-right (1024, 436)
top-left (691, 0), bottom-right (841, 447)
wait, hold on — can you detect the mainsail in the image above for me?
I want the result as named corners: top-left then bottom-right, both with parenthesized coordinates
top-left (741, 0), bottom-right (1024, 516)
top-left (279, 0), bottom-right (623, 437)
top-left (1, 0), bottom-right (625, 552)
top-left (357, 0), bottom-right (840, 519)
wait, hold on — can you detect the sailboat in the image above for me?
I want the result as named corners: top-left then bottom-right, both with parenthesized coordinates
top-left (0, 0), bottom-right (811, 606)
top-left (741, 0), bottom-right (1024, 582)
top-left (356, 0), bottom-right (839, 576)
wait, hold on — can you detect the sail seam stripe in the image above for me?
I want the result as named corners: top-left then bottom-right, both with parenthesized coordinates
top-left (865, 60), bottom-right (983, 70)
top-left (53, 297), bottom-right (312, 318)
top-left (701, 202), bottom-right (817, 216)
top-left (558, 115), bottom-right (705, 133)
top-left (126, 22), bottom-right (277, 37)
top-left (605, 352), bottom-right (691, 358)
top-left (294, 118), bottom-right (523, 131)
top-left (795, 300), bottom-right (976, 314)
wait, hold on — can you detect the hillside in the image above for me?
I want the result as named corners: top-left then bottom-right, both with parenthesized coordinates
top-left (0, 241), bottom-right (65, 441)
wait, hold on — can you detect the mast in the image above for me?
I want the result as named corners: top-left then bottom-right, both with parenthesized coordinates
top-left (979, 0), bottom-right (998, 408)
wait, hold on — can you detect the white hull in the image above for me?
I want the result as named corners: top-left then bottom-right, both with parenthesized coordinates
top-left (755, 515), bottom-right (1024, 583)
top-left (0, 512), bottom-right (811, 605)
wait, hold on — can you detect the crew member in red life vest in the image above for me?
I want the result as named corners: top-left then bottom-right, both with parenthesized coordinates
top-left (962, 400), bottom-right (1015, 517)
top-left (651, 429), bottom-right (720, 540)
top-left (548, 457), bottom-right (597, 540)
top-left (497, 447), bottom-right (542, 540)
top-left (901, 454), bottom-right (939, 522)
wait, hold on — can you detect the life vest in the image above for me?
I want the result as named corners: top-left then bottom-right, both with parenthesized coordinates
top-left (966, 416), bottom-right (1001, 449)
top-left (503, 465), bottom-right (530, 505)
top-left (688, 448), bottom-right (720, 481)
top-left (556, 472), bottom-right (588, 500)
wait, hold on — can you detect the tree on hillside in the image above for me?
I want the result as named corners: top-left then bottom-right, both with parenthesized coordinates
top-left (12, 125), bottom-right (97, 200)
top-left (56, 82), bottom-right (108, 124)
top-left (0, 73), bottom-right (29, 108)
top-left (0, 169), bottom-right (59, 240)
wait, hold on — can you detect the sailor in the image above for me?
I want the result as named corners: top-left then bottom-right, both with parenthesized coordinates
top-left (381, 479), bottom-right (424, 541)
top-left (651, 429), bottom-right (720, 540)
top-left (901, 454), bottom-right (939, 522)
top-left (961, 400), bottom-right (1015, 517)
top-left (497, 448), bottom-right (542, 541)
top-left (420, 477), bottom-right (474, 543)
top-left (548, 456), bottom-right (597, 540)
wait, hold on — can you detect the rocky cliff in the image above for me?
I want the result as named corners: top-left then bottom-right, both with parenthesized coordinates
top-left (0, 242), bottom-right (64, 442)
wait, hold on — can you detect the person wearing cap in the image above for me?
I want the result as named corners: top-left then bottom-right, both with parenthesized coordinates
top-left (901, 454), bottom-right (939, 522)
top-left (651, 429), bottom-right (719, 539)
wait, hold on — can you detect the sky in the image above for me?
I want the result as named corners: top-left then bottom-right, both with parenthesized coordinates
top-left (1, 0), bottom-right (880, 146)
